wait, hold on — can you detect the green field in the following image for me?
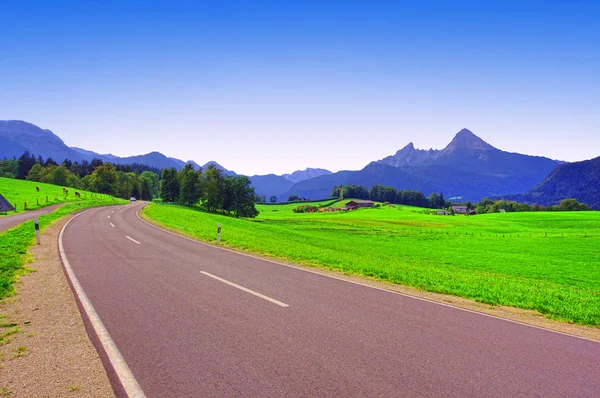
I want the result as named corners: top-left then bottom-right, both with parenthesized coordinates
top-left (142, 200), bottom-right (600, 326)
top-left (0, 177), bottom-right (113, 216)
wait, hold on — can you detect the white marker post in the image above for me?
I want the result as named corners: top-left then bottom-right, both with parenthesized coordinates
top-left (217, 223), bottom-right (221, 244)
top-left (34, 218), bottom-right (41, 245)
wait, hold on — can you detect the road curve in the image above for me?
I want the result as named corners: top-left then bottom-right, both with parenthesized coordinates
top-left (0, 203), bottom-right (63, 233)
top-left (61, 203), bottom-right (600, 397)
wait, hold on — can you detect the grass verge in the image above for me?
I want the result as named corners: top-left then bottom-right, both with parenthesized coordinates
top-left (142, 202), bottom-right (600, 326)
top-left (0, 198), bottom-right (127, 303)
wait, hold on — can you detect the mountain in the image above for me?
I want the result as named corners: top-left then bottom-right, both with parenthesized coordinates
top-left (281, 129), bottom-right (561, 201)
top-left (0, 120), bottom-right (221, 172)
top-left (0, 120), bottom-right (86, 162)
top-left (507, 156), bottom-right (600, 209)
top-left (202, 161), bottom-right (237, 176)
top-left (249, 174), bottom-right (295, 199)
top-left (282, 168), bottom-right (332, 184)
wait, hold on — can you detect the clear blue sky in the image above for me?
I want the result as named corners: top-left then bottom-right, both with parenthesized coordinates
top-left (1, 1), bottom-right (599, 175)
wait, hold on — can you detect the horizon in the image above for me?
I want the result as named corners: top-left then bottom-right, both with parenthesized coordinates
top-left (2, 1), bottom-right (599, 175)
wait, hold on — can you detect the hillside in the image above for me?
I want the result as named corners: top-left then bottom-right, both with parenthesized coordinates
top-left (248, 174), bottom-right (294, 199)
top-left (281, 129), bottom-right (560, 201)
top-left (0, 120), bottom-right (86, 162)
top-left (509, 156), bottom-right (600, 209)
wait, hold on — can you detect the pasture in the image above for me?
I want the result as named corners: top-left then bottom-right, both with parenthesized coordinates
top-left (142, 200), bottom-right (600, 326)
top-left (0, 177), bottom-right (111, 216)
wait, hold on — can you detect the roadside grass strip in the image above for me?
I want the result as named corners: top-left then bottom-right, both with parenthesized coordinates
top-left (143, 202), bottom-right (600, 326)
top-left (0, 198), bottom-right (127, 304)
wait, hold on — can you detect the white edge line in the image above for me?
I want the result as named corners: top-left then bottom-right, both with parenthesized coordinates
top-left (135, 205), bottom-right (600, 344)
top-left (200, 271), bottom-right (289, 308)
top-left (110, 222), bottom-right (115, 228)
top-left (125, 235), bottom-right (141, 245)
top-left (59, 210), bottom-right (146, 397)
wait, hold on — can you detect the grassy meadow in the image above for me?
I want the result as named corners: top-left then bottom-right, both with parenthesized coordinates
top-left (0, 177), bottom-right (113, 216)
top-left (143, 200), bottom-right (600, 326)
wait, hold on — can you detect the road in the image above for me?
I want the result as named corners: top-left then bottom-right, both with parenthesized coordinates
top-left (61, 203), bottom-right (600, 397)
top-left (0, 204), bottom-right (63, 233)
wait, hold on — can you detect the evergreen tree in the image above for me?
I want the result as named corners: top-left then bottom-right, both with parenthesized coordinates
top-left (17, 151), bottom-right (37, 179)
top-left (179, 164), bottom-right (202, 206)
top-left (202, 164), bottom-right (224, 212)
top-left (160, 168), bottom-right (180, 202)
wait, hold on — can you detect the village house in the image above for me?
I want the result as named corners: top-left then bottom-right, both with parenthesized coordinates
top-left (345, 200), bottom-right (375, 211)
top-left (452, 205), bottom-right (468, 214)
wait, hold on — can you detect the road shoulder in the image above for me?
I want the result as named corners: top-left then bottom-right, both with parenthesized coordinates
top-left (0, 216), bottom-right (114, 397)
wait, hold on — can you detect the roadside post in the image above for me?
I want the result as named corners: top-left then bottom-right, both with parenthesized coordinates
top-left (34, 218), bottom-right (41, 245)
top-left (217, 223), bottom-right (221, 244)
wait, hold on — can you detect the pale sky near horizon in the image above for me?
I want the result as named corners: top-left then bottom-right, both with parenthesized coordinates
top-left (1, 1), bottom-right (599, 175)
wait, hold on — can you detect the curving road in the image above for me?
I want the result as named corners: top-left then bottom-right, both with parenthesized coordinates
top-left (0, 203), bottom-right (64, 233)
top-left (61, 202), bottom-right (600, 397)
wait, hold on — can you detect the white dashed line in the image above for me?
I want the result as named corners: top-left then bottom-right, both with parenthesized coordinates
top-left (125, 236), bottom-right (141, 245)
top-left (200, 271), bottom-right (289, 308)
top-left (110, 223), bottom-right (115, 228)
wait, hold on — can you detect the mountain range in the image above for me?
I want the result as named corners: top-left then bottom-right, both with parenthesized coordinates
top-left (0, 120), bottom-right (329, 198)
top-left (279, 129), bottom-right (562, 201)
top-left (3, 120), bottom-right (597, 205)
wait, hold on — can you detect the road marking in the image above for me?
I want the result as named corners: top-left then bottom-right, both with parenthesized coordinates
top-left (200, 271), bottom-right (289, 308)
top-left (111, 210), bottom-right (114, 214)
top-left (110, 223), bottom-right (115, 228)
top-left (59, 211), bottom-right (146, 397)
top-left (136, 205), bottom-right (599, 344)
top-left (125, 236), bottom-right (141, 245)
top-left (108, 215), bottom-right (111, 219)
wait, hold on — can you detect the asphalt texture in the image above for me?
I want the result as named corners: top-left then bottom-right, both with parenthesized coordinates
top-left (0, 203), bottom-right (64, 233)
top-left (62, 203), bottom-right (600, 397)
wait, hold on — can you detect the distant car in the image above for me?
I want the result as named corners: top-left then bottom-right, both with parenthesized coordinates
top-left (130, 197), bottom-right (137, 202)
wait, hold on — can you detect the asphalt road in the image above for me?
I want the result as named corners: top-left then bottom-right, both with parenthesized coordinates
top-left (62, 203), bottom-right (600, 397)
top-left (0, 203), bottom-right (63, 233)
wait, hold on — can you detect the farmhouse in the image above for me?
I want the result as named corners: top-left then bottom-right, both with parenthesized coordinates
top-left (437, 209), bottom-right (450, 216)
top-left (345, 200), bottom-right (375, 210)
top-left (452, 205), bottom-right (468, 214)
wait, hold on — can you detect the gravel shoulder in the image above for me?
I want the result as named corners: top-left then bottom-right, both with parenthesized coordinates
top-left (0, 216), bottom-right (114, 397)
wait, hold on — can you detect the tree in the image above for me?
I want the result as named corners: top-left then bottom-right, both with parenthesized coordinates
top-left (26, 163), bottom-right (45, 182)
top-left (91, 163), bottom-right (119, 195)
top-left (269, 195), bottom-right (277, 204)
top-left (131, 173), bottom-right (141, 200)
top-left (179, 164), bottom-right (202, 206)
top-left (558, 198), bottom-right (589, 211)
top-left (229, 176), bottom-right (259, 218)
top-left (17, 151), bottom-right (37, 179)
top-left (202, 164), bottom-right (224, 212)
top-left (140, 171), bottom-right (160, 199)
top-left (140, 178), bottom-right (151, 201)
top-left (160, 168), bottom-right (180, 203)
top-left (288, 195), bottom-right (299, 202)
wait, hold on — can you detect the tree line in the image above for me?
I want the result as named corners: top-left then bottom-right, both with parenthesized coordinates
top-left (159, 164), bottom-right (258, 218)
top-left (2, 151), bottom-right (161, 200)
top-left (331, 185), bottom-right (447, 208)
top-left (2, 151), bottom-right (260, 218)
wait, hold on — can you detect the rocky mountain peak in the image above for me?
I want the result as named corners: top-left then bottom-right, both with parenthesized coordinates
top-left (444, 128), bottom-right (494, 152)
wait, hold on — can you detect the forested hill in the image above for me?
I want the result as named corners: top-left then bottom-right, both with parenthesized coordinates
top-left (506, 156), bottom-right (600, 209)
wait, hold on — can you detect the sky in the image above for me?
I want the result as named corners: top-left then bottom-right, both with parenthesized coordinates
top-left (1, 1), bottom-right (599, 175)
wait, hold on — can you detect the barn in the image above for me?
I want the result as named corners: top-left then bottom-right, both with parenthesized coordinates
top-left (345, 200), bottom-right (375, 210)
